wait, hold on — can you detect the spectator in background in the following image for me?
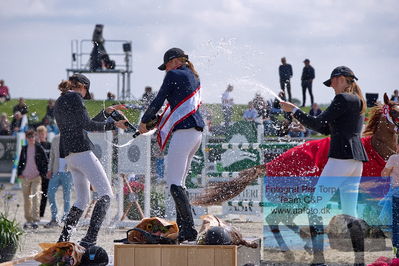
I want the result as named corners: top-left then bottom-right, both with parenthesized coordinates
top-left (45, 134), bottom-right (73, 228)
top-left (301, 59), bottom-right (315, 107)
top-left (252, 93), bottom-right (269, 120)
top-left (288, 118), bottom-right (307, 138)
top-left (45, 99), bottom-right (55, 119)
top-left (391, 90), bottom-right (399, 103)
top-left (10, 111), bottom-right (23, 135)
top-left (0, 112), bottom-right (11, 135)
top-left (243, 101), bottom-right (258, 122)
top-left (42, 116), bottom-right (59, 135)
top-left (279, 57), bottom-right (293, 102)
top-left (27, 112), bottom-right (41, 130)
top-left (309, 103), bottom-right (322, 117)
top-left (17, 130), bottom-right (48, 229)
top-left (37, 125), bottom-right (51, 219)
top-left (221, 84), bottom-right (234, 128)
top-left (13, 97), bottom-right (28, 115)
top-left (140, 86), bottom-right (155, 109)
top-left (106, 92), bottom-right (116, 100)
top-left (199, 105), bottom-right (213, 132)
top-left (0, 80), bottom-right (11, 103)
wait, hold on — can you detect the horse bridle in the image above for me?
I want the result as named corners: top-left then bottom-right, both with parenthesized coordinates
top-left (383, 103), bottom-right (399, 128)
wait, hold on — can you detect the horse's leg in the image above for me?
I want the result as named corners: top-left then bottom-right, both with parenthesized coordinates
top-left (347, 219), bottom-right (365, 265)
top-left (308, 214), bottom-right (326, 265)
top-left (265, 210), bottom-right (290, 251)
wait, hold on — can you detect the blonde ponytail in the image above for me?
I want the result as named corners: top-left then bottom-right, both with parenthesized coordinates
top-left (177, 57), bottom-right (200, 80)
top-left (344, 77), bottom-right (366, 114)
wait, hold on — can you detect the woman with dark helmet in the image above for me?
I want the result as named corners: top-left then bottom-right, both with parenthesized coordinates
top-left (280, 66), bottom-right (368, 265)
top-left (54, 74), bottom-right (128, 248)
top-left (139, 48), bottom-right (204, 242)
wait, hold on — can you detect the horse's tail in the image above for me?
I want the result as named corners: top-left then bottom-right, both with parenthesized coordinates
top-left (191, 164), bottom-right (265, 206)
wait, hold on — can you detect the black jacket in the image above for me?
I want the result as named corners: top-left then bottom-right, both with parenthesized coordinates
top-left (17, 142), bottom-right (48, 178)
top-left (54, 91), bottom-right (115, 158)
top-left (294, 93), bottom-right (368, 162)
top-left (301, 65), bottom-right (315, 81)
top-left (279, 64), bottom-right (293, 81)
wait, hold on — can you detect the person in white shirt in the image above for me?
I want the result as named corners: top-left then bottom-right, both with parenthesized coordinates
top-left (243, 101), bottom-right (258, 121)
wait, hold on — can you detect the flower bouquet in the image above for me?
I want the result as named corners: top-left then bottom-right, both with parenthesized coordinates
top-left (34, 242), bottom-right (85, 266)
top-left (127, 217), bottom-right (178, 243)
top-left (368, 256), bottom-right (399, 266)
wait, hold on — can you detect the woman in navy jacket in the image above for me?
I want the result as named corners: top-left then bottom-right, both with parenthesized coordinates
top-left (54, 74), bottom-right (127, 248)
top-left (280, 66), bottom-right (368, 265)
top-left (139, 48), bottom-right (204, 242)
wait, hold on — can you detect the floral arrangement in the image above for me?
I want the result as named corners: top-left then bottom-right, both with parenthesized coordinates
top-left (128, 217), bottom-right (178, 243)
top-left (144, 219), bottom-right (171, 236)
top-left (34, 242), bottom-right (85, 266)
top-left (38, 246), bottom-right (74, 266)
top-left (368, 256), bottom-right (399, 266)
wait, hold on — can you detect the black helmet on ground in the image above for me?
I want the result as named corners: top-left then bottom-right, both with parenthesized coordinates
top-left (204, 226), bottom-right (232, 245)
top-left (80, 245), bottom-right (109, 266)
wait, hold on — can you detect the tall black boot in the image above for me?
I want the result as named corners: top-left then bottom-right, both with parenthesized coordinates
top-left (348, 219), bottom-right (365, 265)
top-left (58, 206), bottom-right (84, 242)
top-left (80, 195), bottom-right (111, 248)
top-left (170, 185), bottom-right (197, 242)
top-left (308, 214), bottom-right (326, 266)
top-left (176, 188), bottom-right (194, 232)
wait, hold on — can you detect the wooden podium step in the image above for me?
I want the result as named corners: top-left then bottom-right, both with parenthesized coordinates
top-left (114, 239), bottom-right (261, 266)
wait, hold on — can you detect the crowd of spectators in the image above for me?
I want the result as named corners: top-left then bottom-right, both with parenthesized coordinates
top-left (0, 97), bottom-right (59, 136)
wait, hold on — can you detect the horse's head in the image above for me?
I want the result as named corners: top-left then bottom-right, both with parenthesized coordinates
top-left (364, 93), bottom-right (399, 136)
top-left (383, 93), bottom-right (399, 128)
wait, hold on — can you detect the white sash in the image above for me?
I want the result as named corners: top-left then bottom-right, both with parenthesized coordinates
top-left (157, 87), bottom-right (201, 150)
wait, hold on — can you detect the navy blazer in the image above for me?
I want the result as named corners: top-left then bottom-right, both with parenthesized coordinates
top-left (294, 93), bottom-right (368, 162)
top-left (54, 91), bottom-right (115, 158)
top-left (141, 66), bottom-right (205, 130)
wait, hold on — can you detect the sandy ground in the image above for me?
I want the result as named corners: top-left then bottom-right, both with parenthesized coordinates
top-left (0, 182), bottom-right (396, 266)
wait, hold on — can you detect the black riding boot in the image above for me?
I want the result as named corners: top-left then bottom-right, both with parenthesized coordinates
top-left (175, 188), bottom-right (193, 232)
top-left (347, 219), bottom-right (365, 265)
top-left (308, 215), bottom-right (326, 266)
top-left (170, 185), bottom-right (198, 242)
top-left (58, 206), bottom-right (84, 242)
top-left (80, 195), bottom-right (111, 248)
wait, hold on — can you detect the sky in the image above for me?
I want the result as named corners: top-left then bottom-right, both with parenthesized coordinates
top-left (1, 0), bottom-right (398, 105)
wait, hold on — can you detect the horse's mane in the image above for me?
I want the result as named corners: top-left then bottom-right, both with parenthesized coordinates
top-left (363, 104), bottom-right (383, 137)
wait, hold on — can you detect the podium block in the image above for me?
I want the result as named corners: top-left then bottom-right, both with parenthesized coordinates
top-left (114, 240), bottom-right (261, 266)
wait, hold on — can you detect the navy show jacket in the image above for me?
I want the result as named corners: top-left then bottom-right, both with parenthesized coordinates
top-left (141, 66), bottom-right (205, 131)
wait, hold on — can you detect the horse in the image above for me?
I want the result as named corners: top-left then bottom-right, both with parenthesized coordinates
top-left (193, 93), bottom-right (399, 262)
